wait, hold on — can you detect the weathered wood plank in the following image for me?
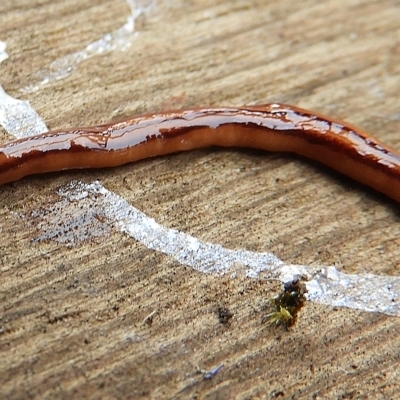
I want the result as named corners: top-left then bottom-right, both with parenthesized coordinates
top-left (1, 0), bottom-right (400, 398)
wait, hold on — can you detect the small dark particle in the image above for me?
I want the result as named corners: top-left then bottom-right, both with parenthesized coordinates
top-left (216, 306), bottom-right (233, 324)
top-left (143, 310), bottom-right (158, 325)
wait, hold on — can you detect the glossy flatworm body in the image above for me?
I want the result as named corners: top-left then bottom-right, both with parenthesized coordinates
top-left (1, 103), bottom-right (399, 202)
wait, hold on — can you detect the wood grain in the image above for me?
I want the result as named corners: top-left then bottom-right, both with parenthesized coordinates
top-left (1, 0), bottom-right (400, 398)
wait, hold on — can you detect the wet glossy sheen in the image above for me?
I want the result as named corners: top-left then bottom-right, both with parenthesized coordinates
top-left (1, 103), bottom-right (400, 202)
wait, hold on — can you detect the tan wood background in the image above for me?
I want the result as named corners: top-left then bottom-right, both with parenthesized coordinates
top-left (1, 0), bottom-right (400, 398)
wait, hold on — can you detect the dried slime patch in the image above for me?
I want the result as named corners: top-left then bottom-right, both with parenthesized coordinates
top-left (21, 180), bottom-right (400, 317)
top-left (30, 191), bottom-right (112, 246)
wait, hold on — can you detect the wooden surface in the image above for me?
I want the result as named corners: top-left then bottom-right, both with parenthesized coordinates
top-left (1, 0), bottom-right (400, 398)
